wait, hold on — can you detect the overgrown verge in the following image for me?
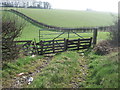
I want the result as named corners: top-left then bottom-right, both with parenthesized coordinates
top-left (27, 51), bottom-right (88, 88)
top-left (84, 51), bottom-right (119, 88)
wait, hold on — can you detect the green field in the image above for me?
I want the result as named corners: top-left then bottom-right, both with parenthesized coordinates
top-left (18, 23), bottom-right (110, 42)
top-left (2, 9), bottom-right (113, 42)
top-left (16, 8), bottom-right (115, 28)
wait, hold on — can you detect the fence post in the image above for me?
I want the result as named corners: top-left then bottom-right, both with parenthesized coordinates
top-left (93, 28), bottom-right (98, 46)
top-left (40, 40), bottom-right (43, 55)
top-left (64, 38), bottom-right (68, 51)
top-left (53, 39), bottom-right (55, 53)
top-left (34, 39), bottom-right (38, 55)
top-left (77, 38), bottom-right (80, 50)
top-left (89, 37), bottom-right (92, 47)
top-left (39, 29), bottom-right (40, 42)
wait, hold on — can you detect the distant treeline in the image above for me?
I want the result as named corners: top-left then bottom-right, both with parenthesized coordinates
top-left (1, 0), bottom-right (51, 9)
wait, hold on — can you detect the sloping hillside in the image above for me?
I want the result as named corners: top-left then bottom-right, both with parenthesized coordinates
top-left (17, 8), bottom-right (115, 28)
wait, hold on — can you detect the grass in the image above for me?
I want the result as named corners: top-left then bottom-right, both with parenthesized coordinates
top-left (27, 51), bottom-right (87, 88)
top-left (16, 8), bottom-right (115, 28)
top-left (2, 51), bottom-right (88, 88)
top-left (84, 51), bottom-right (119, 88)
top-left (17, 26), bottom-right (110, 42)
top-left (2, 49), bottom-right (119, 88)
top-left (2, 55), bottom-right (44, 88)
top-left (2, 10), bottom-right (110, 42)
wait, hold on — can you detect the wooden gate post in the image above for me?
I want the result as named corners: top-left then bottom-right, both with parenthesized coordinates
top-left (64, 38), bottom-right (68, 51)
top-left (40, 40), bottom-right (43, 55)
top-left (39, 29), bottom-right (40, 42)
top-left (53, 39), bottom-right (55, 53)
top-left (77, 38), bottom-right (80, 50)
top-left (89, 37), bottom-right (92, 47)
top-left (93, 28), bottom-right (98, 46)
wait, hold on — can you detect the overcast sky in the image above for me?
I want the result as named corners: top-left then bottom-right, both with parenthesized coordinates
top-left (37, 0), bottom-right (119, 13)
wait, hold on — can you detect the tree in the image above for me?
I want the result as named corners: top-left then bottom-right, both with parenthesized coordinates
top-left (43, 2), bottom-right (51, 9)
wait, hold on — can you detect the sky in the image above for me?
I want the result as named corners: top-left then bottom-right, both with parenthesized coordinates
top-left (36, 0), bottom-right (119, 13)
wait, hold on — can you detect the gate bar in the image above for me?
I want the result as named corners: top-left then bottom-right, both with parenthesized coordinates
top-left (72, 31), bottom-right (84, 39)
top-left (53, 32), bottom-right (65, 40)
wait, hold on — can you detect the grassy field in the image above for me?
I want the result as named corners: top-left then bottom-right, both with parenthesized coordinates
top-left (2, 9), bottom-right (112, 42)
top-left (17, 21), bottom-right (110, 42)
top-left (18, 26), bottom-right (110, 42)
top-left (16, 8), bottom-right (115, 28)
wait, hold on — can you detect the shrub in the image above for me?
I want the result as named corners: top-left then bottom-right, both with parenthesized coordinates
top-left (2, 11), bottom-right (26, 61)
